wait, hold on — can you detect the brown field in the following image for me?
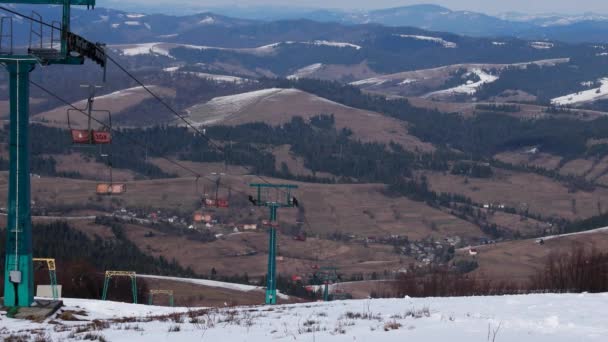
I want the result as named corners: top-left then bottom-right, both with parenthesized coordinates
top-left (123, 223), bottom-right (410, 278)
top-left (0, 170), bottom-right (483, 241)
top-left (423, 169), bottom-right (608, 220)
top-left (458, 230), bottom-right (608, 284)
top-left (185, 88), bottom-right (435, 152)
top-left (52, 153), bottom-right (137, 181)
top-left (494, 151), bottom-right (562, 170)
top-left (483, 210), bottom-right (550, 237)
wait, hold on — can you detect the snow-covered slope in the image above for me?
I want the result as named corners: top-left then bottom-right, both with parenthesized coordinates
top-left (2, 294), bottom-right (607, 341)
top-left (551, 78), bottom-right (608, 105)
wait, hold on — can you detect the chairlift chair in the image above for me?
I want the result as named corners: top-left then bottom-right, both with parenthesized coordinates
top-left (68, 108), bottom-right (112, 145)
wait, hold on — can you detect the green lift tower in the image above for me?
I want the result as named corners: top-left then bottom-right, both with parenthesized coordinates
top-left (0, 0), bottom-right (106, 307)
top-left (249, 183), bottom-right (298, 304)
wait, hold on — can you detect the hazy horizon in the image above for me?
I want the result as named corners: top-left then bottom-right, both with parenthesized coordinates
top-left (98, 0), bottom-right (608, 15)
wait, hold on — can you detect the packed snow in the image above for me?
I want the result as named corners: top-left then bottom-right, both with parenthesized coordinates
top-left (426, 68), bottom-right (498, 96)
top-left (287, 63), bottom-right (324, 79)
top-left (1, 294), bottom-right (607, 341)
top-left (395, 34), bottom-right (458, 48)
top-left (492, 41), bottom-right (507, 46)
top-left (551, 78), bottom-right (608, 105)
top-left (126, 14), bottom-right (146, 19)
top-left (124, 21), bottom-right (141, 26)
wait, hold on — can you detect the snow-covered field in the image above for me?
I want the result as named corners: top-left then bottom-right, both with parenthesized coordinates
top-left (425, 68), bottom-right (498, 97)
top-left (1, 294), bottom-right (607, 341)
top-left (395, 34), bottom-right (458, 48)
top-left (551, 78), bottom-right (608, 105)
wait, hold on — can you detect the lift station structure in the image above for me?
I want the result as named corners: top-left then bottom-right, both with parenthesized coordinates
top-left (0, 0), bottom-right (106, 307)
top-left (249, 183), bottom-right (298, 304)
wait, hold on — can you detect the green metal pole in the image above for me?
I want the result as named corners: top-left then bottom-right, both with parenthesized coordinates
top-left (323, 283), bottom-right (329, 302)
top-left (148, 293), bottom-right (153, 305)
top-left (3, 60), bottom-right (36, 308)
top-left (49, 269), bottom-right (58, 300)
top-left (132, 277), bottom-right (137, 304)
top-left (61, 1), bottom-right (71, 56)
top-left (265, 205), bottom-right (278, 304)
top-left (101, 276), bottom-right (109, 300)
top-left (169, 295), bottom-right (174, 307)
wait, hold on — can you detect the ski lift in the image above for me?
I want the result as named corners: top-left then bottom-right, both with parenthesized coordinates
top-left (68, 108), bottom-right (112, 145)
top-left (201, 173), bottom-right (230, 208)
top-left (96, 144), bottom-right (126, 195)
top-left (67, 85), bottom-right (111, 145)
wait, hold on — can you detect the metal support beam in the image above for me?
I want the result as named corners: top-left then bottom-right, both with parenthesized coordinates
top-left (33, 258), bottom-right (58, 300)
top-left (3, 59), bottom-right (36, 308)
top-left (101, 271), bottom-right (137, 304)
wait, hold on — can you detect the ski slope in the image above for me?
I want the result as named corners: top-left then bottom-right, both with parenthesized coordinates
top-left (1, 294), bottom-right (606, 341)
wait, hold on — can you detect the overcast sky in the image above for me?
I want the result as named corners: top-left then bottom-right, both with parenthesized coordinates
top-left (100, 0), bottom-right (608, 14)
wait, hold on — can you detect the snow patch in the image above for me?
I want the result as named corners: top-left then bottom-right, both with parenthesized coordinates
top-left (199, 16), bottom-right (216, 25)
top-left (186, 88), bottom-right (301, 125)
top-left (395, 34), bottom-right (457, 48)
top-left (492, 41), bottom-right (507, 46)
top-left (287, 63), bottom-right (323, 79)
top-left (530, 41), bottom-right (554, 49)
top-left (158, 33), bottom-right (179, 39)
top-left (399, 78), bottom-right (417, 85)
top-left (426, 69), bottom-right (498, 96)
top-left (117, 43), bottom-right (173, 58)
top-left (126, 13), bottom-right (146, 18)
top-left (311, 40), bottom-right (362, 50)
top-left (551, 78), bottom-right (608, 105)
top-left (111, 23), bottom-right (120, 29)
top-left (124, 21), bottom-right (141, 26)
top-left (350, 77), bottom-right (387, 86)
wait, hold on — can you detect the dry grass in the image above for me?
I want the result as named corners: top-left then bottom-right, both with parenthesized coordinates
top-left (424, 169), bottom-right (608, 220)
top-left (460, 230), bottom-right (608, 283)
